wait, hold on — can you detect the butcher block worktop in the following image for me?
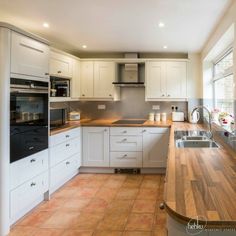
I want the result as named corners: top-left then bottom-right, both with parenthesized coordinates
top-left (164, 122), bottom-right (236, 228)
top-left (50, 119), bottom-right (172, 135)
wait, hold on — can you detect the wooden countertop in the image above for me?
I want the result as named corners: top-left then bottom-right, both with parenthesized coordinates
top-left (50, 119), bottom-right (172, 135)
top-left (164, 122), bottom-right (236, 228)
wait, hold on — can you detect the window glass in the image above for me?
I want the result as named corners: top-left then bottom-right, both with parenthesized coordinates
top-left (214, 51), bottom-right (233, 76)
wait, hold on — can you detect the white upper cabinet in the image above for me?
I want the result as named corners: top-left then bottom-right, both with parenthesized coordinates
top-left (11, 32), bottom-right (49, 78)
top-left (146, 60), bottom-right (187, 100)
top-left (80, 61), bottom-right (94, 98)
top-left (166, 61), bottom-right (187, 98)
top-left (94, 61), bottom-right (115, 98)
top-left (71, 58), bottom-right (80, 98)
top-left (49, 50), bottom-right (73, 78)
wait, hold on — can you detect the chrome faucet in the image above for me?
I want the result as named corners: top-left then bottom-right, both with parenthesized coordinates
top-left (191, 105), bottom-right (213, 139)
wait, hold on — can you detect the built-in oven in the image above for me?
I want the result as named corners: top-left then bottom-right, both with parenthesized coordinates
top-left (10, 78), bottom-right (49, 163)
top-left (50, 76), bottom-right (70, 97)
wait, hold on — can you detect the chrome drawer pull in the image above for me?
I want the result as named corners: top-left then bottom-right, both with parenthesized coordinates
top-left (65, 135), bottom-right (70, 138)
top-left (123, 130), bottom-right (127, 133)
top-left (30, 159), bottom-right (36, 163)
top-left (66, 144), bottom-right (70, 147)
top-left (122, 138), bottom-right (127, 142)
top-left (66, 161), bottom-right (70, 165)
top-left (30, 182), bottom-right (36, 187)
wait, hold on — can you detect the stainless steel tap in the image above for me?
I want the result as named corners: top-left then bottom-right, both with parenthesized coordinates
top-left (191, 105), bottom-right (213, 139)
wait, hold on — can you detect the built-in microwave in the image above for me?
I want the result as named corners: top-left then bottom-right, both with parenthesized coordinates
top-left (50, 108), bottom-right (68, 130)
top-left (50, 76), bottom-right (70, 97)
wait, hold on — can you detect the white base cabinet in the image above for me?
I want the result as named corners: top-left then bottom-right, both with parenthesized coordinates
top-left (143, 128), bottom-right (169, 168)
top-left (82, 127), bottom-right (110, 167)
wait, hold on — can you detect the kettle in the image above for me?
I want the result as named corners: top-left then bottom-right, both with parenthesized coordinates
top-left (189, 110), bottom-right (200, 123)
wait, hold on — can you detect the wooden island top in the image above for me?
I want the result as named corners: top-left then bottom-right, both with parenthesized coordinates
top-left (164, 122), bottom-right (236, 228)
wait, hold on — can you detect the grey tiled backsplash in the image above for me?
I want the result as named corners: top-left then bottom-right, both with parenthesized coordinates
top-left (51, 87), bottom-right (189, 120)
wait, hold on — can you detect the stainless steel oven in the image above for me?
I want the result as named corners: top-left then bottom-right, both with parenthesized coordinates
top-left (10, 78), bottom-right (49, 163)
top-left (50, 76), bottom-right (70, 97)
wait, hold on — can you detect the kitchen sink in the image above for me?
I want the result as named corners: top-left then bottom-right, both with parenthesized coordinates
top-left (182, 136), bottom-right (209, 141)
top-left (176, 140), bottom-right (219, 148)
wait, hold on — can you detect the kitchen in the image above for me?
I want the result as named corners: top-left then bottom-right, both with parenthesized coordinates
top-left (0, 0), bottom-right (236, 235)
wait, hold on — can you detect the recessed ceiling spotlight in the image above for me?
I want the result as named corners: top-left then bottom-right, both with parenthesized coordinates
top-left (163, 45), bottom-right (168, 49)
top-left (43, 22), bottom-right (49, 28)
top-left (158, 22), bottom-right (165, 28)
top-left (82, 45), bottom-right (87, 49)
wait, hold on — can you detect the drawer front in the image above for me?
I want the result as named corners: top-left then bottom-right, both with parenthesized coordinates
top-left (50, 128), bottom-right (81, 147)
top-left (50, 137), bottom-right (80, 167)
top-left (142, 127), bottom-right (169, 134)
top-left (110, 136), bottom-right (143, 152)
top-left (110, 152), bottom-right (142, 167)
top-left (10, 171), bottom-right (48, 221)
top-left (10, 149), bottom-right (49, 190)
top-left (110, 127), bottom-right (143, 136)
top-left (50, 154), bottom-right (79, 192)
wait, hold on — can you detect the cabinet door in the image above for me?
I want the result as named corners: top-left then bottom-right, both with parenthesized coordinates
top-left (94, 61), bottom-right (115, 98)
top-left (166, 61), bottom-right (187, 98)
top-left (146, 61), bottom-right (166, 99)
top-left (143, 128), bottom-right (169, 168)
top-left (71, 58), bottom-right (80, 98)
top-left (80, 61), bottom-right (94, 98)
top-left (82, 127), bottom-right (109, 167)
top-left (11, 32), bottom-right (49, 78)
top-left (49, 51), bottom-right (73, 78)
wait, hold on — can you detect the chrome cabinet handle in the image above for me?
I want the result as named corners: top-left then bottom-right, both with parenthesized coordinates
top-left (82, 94), bottom-right (85, 96)
top-left (123, 130), bottom-right (127, 133)
top-left (66, 144), bottom-right (70, 147)
top-left (30, 159), bottom-right (36, 163)
top-left (122, 138), bottom-right (127, 142)
top-left (104, 129), bottom-right (107, 132)
top-left (162, 94), bottom-right (165, 97)
top-left (45, 72), bottom-right (49, 75)
top-left (167, 94), bottom-right (170, 97)
top-left (143, 129), bottom-right (146, 133)
top-left (29, 146), bottom-right (34, 150)
top-left (109, 94), bottom-right (112, 96)
top-left (30, 182), bottom-right (36, 187)
top-left (65, 135), bottom-right (70, 138)
top-left (57, 71), bottom-right (62, 74)
top-left (66, 161), bottom-right (70, 165)
top-left (159, 202), bottom-right (165, 210)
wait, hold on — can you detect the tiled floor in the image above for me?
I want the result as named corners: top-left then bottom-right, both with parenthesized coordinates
top-left (9, 174), bottom-right (167, 236)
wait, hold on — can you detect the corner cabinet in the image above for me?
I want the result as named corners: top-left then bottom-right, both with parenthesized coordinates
top-left (82, 127), bottom-right (110, 167)
top-left (143, 128), bottom-right (169, 168)
top-left (11, 32), bottom-right (49, 79)
top-left (80, 61), bottom-right (120, 100)
top-left (146, 60), bottom-right (187, 101)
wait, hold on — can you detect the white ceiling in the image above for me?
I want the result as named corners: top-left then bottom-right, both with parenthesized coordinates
top-left (0, 0), bottom-right (232, 54)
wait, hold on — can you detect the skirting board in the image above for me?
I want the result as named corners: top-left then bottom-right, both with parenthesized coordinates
top-left (79, 167), bottom-right (166, 174)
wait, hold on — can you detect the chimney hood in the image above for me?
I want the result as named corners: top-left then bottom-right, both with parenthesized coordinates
top-left (113, 53), bottom-right (145, 87)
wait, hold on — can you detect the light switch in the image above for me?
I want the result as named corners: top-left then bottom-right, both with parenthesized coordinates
top-left (98, 104), bottom-right (106, 110)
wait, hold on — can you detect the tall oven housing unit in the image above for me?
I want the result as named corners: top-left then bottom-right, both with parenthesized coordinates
top-left (0, 22), bottom-right (50, 235)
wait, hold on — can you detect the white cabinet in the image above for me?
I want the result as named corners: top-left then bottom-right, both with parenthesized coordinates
top-left (143, 128), bottom-right (169, 168)
top-left (80, 61), bottom-right (119, 100)
top-left (94, 61), bottom-right (115, 98)
top-left (146, 61), bottom-right (187, 100)
top-left (71, 58), bottom-right (80, 98)
top-left (82, 127), bottom-right (110, 167)
top-left (80, 61), bottom-right (94, 98)
top-left (110, 152), bottom-right (142, 168)
top-left (11, 32), bottom-right (49, 79)
top-left (49, 50), bottom-right (73, 78)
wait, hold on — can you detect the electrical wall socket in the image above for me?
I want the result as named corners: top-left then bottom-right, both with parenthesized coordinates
top-left (97, 104), bottom-right (106, 110)
top-left (152, 105), bottom-right (160, 110)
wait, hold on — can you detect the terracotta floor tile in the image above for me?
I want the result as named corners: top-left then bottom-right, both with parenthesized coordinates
top-left (62, 199), bottom-right (91, 211)
top-left (122, 179), bottom-right (142, 188)
top-left (67, 179), bottom-right (91, 187)
top-left (38, 198), bottom-right (66, 211)
top-left (137, 188), bottom-right (158, 200)
top-left (93, 174), bottom-right (111, 180)
top-left (144, 175), bottom-right (162, 181)
top-left (115, 188), bottom-right (139, 200)
top-left (18, 211), bottom-right (54, 227)
top-left (153, 225), bottom-right (167, 236)
top-left (33, 228), bottom-right (65, 236)
top-left (9, 226), bottom-right (36, 236)
top-left (75, 174), bottom-right (95, 179)
top-left (74, 187), bottom-right (99, 198)
top-left (93, 230), bottom-right (123, 236)
top-left (82, 198), bottom-right (109, 213)
top-left (125, 213), bottom-right (154, 231)
top-left (103, 179), bottom-right (124, 188)
top-left (107, 200), bottom-right (134, 214)
top-left (42, 211), bottom-right (80, 229)
top-left (72, 212), bottom-right (104, 230)
top-left (95, 187), bottom-right (118, 201)
top-left (97, 212), bottom-right (129, 230)
top-left (140, 180), bottom-right (159, 189)
top-left (53, 187), bottom-right (78, 199)
top-left (62, 230), bottom-right (93, 236)
top-left (132, 200), bottom-right (156, 213)
top-left (110, 175), bottom-right (127, 181)
top-left (123, 231), bottom-right (152, 236)
top-left (154, 212), bottom-right (167, 226)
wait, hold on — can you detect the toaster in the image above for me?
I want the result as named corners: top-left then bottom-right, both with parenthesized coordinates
top-left (68, 111), bottom-right (80, 121)
top-left (172, 112), bottom-right (185, 122)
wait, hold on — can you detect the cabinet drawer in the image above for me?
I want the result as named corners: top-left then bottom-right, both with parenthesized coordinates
top-left (142, 127), bottom-right (169, 134)
top-left (110, 136), bottom-right (142, 151)
top-left (50, 154), bottom-right (79, 192)
top-left (50, 128), bottom-right (81, 147)
top-left (50, 137), bottom-right (80, 167)
top-left (110, 127), bottom-right (142, 136)
top-left (10, 149), bottom-right (49, 190)
top-left (110, 152), bottom-right (142, 167)
top-left (10, 171), bottom-right (48, 222)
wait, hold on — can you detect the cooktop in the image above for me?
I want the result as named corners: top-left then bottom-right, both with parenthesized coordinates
top-left (112, 119), bottom-right (147, 125)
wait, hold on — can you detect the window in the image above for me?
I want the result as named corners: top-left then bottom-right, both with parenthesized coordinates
top-left (213, 49), bottom-right (234, 115)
